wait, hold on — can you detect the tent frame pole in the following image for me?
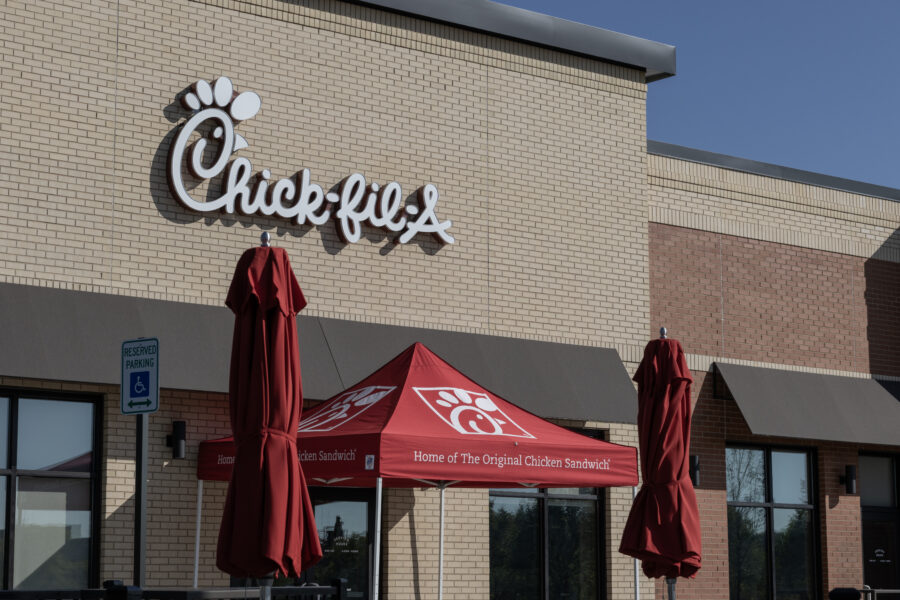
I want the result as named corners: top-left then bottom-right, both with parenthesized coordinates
top-left (439, 484), bottom-right (445, 600)
top-left (633, 486), bottom-right (640, 600)
top-left (194, 479), bottom-right (203, 588)
top-left (373, 477), bottom-right (383, 600)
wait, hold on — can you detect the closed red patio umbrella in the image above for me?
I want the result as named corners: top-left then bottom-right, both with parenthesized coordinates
top-left (216, 238), bottom-right (322, 578)
top-left (619, 333), bottom-right (701, 598)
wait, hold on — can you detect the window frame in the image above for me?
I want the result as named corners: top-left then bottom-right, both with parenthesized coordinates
top-left (725, 442), bottom-right (821, 600)
top-left (489, 428), bottom-right (608, 600)
top-left (0, 387), bottom-right (103, 590)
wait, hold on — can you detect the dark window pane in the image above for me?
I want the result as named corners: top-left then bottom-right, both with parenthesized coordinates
top-left (859, 456), bottom-right (896, 508)
top-left (726, 448), bottom-right (766, 503)
top-left (13, 477), bottom-right (91, 589)
top-left (774, 508), bottom-right (815, 600)
top-left (0, 477), bottom-right (6, 576)
top-left (17, 399), bottom-right (93, 471)
top-left (490, 496), bottom-right (540, 600)
top-left (309, 500), bottom-right (369, 599)
top-left (728, 506), bottom-right (767, 600)
top-left (772, 451), bottom-right (809, 505)
top-left (548, 498), bottom-right (597, 600)
top-left (0, 397), bottom-right (7, 468)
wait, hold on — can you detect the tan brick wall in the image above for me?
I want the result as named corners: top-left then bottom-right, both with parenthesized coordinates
top-left (1, 0), bottom-right (652, 596)
top-left (1, 0), bottom-right (650, 351)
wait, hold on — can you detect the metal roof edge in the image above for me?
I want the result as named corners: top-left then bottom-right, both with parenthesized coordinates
top-left (648, 140), bottom-right (900, 202)
top-left (347, 0), bottom-right (676, 80)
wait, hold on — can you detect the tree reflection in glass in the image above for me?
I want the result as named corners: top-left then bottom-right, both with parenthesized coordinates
top-left (489, 497), bottom-right (540, 600)
top-left (728, 506), bottom-right (767, 600)
top-left (774, 508), bottom-right (814, 600)
top-left (548, 499), bottom-right (597, 600)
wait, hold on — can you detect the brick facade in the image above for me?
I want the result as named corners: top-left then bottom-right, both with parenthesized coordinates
top-left (3, 0), bottom-right (898, 597)
top-left (649, 154), bottom-right (900, 599)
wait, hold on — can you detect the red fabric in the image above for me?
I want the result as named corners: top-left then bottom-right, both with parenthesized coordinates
top-left (216, 247), bottom-right (322, 578)
top-left (619, 338), bottom-right (702, 578)
top-left (200, 342), bottom-right (639, 490)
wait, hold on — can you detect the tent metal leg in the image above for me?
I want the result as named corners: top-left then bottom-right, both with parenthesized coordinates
top-left (666, 577), bottom-right (677, 600)
top-left (194, 480), bottom-right (203, 588)
top-left (373, 477), bottom-right (383, 600)
top-left (439, 485), bottom-right (445, 600)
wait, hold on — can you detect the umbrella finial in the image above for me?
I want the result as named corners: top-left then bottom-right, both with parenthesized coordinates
top-left (260, 232), bottom-right (271, 247)
top-left (660, 326), bottom-right (667, 339)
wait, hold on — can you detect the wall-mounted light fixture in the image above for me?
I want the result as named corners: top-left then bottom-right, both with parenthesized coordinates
top-left (689, 455), bottom-right (700, 487)
top-left (839, 464), bottom-right (857, 494)
top-left (166, 420), bottom-right (186, 459)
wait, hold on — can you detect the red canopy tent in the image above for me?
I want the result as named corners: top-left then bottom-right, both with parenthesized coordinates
top-left (198, 342), bottom-right (639, 598)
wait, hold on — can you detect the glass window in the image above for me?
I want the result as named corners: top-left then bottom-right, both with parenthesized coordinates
top-left (13, 478), bottom-right (91, 589)
top-left (860, 455), bottom-right (896, 508)
top-left (0, 391), bottom-right (97, 590)
top-left (548, 498), bottom-right (597, 599)
top-left (726, 446), bottom-right (817, 600)
top-left (17, 399), bottom-right (93, 472)
top-left (490, 496), bottom-right (540, 600)
top-left (489, 442), bottom-right (604, 600)
top-left (293, 488), bottom-right (373, 600)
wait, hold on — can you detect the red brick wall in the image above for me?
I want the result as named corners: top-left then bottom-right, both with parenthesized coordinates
top-left (648, 223), bottom-right (900, 376)
top-left (648, 223), bottom-right (893, 598)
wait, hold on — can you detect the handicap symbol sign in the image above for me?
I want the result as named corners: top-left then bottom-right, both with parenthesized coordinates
top-left (131, 371), bottom-right (150, 398)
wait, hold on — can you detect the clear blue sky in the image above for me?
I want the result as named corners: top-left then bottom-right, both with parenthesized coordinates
top-left (498, 0), bottom-right (900, 190)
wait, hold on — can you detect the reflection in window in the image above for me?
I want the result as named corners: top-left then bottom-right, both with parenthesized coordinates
top-left (311, 499), bottom-right (369, 598)
top-left (18, 399), bottom-right (93, 472)
top-left (490, 483), bottom-right (603, 600)
top-left (13, 478), bottom-right (91, 589)
top-left (0, 398), bottom-right (8, 469)
top-left (0, 392), bottom-right (97, 590)
top-left (726, 446), bottom-right (816, 600)
top-left (728, 506), bottom-right (767, 600)
top-left (548, 498), bottom-right (597, 599)
top-left (773, 509), bottom-right (814, 600)
top-left (489, 496), bottom-right (540, 600)
top-left (860, 455), bottom-right (896, 508)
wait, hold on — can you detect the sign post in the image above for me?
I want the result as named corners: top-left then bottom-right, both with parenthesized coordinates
top-left (122, 338), bottom-right (159, 587)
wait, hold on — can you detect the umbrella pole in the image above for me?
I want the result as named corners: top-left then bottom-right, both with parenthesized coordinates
top-left (193, 479), bottom-right (203, 588)
top-left (439, 484), bottom-right (445, 600)
top-left (373, 477), bottom-right (383, 600)
top-left (666, 577), bottom-right (676, 600)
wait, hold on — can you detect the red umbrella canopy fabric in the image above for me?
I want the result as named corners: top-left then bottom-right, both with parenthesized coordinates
top-left (199, 342), bottom-right (639, 490)
top-left (216, 246), bottom-right (322, 578)
top-left (619, 338), bottom-right (702, 578)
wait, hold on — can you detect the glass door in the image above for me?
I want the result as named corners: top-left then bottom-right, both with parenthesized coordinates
top-left (303, 488), bottom-right (373, 599)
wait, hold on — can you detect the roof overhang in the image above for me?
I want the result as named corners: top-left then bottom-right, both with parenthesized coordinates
top-left (350, 0), bottom-right (676, 81)
top-left (0, 282), bottom-right (636, 423)
top-left (715, 362), bottom-right (900, 446)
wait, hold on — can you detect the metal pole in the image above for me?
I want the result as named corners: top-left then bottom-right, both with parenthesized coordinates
top-left (666, 577), bottom-right (677, 600)
top-left (373, 477), bottom-right (383, 600)
top-left (193, 479), bottom-right (203, 588)
top-left (633, 486), bottom-right (640, 600)
top-left (439, 485), bottom-right (445, 600)
top-left (134, 413), bottom-right (148, 587)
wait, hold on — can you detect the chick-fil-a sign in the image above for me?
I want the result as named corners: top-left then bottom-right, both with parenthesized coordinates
top-left (167, 77), bottom-right (454, 245)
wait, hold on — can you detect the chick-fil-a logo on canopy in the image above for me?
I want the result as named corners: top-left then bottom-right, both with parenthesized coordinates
top-left (167, 77), bottom-right (454, 245)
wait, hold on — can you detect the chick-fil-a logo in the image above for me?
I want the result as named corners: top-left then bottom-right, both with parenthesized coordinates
top-left (167, 77), bottom-right (454, 245)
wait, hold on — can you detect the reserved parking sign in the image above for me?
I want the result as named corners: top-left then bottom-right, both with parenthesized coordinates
top-left (122, 338), bottom-right (159, 415)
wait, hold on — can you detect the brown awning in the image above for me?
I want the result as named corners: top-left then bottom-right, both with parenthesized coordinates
top-left (716, 362), bottom-right (900, 446)
top-left (0, 283), bottom-right (636, 423)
